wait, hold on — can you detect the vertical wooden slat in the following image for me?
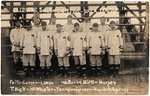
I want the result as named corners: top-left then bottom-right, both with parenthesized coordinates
top-left (145, 2), bottom-right (149, 40)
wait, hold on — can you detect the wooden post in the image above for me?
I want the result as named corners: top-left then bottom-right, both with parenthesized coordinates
top-left (145, 2), bottom-right (149, 40)
top-left (138, 2), bottom-right (143, 32)
top-left (10, 2), bottom-right (14, 27)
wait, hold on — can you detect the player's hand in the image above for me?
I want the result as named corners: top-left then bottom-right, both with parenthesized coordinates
top-left (82, 50), bottom-right (85, 55)
top-left (106, 46), bottom-right (110, 52)
top-left (66, 47), bottom-right (71, 51)
top-left (86, 46), bottom-right (91, 50)
top-left (101, 50), bottom-right (105, 55)
top-left (20, 49), bottom-right (23, 54)
top-left (37, 47), bottom-right (40, 54)
top-left (37, 50), bottom-right (40, 54)
top-left (13, 41), bottom-right (18, 46)
top-left (87, 50), bottom-right (91, 55)
top-left (83, 47), bottom-right (86, 51)
top-left (119, 45), bottom-right (123, 49)
top-left (55, 50), bottom-right (58, 56)
top-left (49, 46), bottom-right (53, 50)
top-left (119, 45), bottom-right (124, 52)
top-left (49, 50), bottom-right (53, 55)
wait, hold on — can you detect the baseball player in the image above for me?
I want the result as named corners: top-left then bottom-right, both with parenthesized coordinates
top-left (10, 20), bottom-right (26, 71)
top-left (106, 21), bottom-right (123, 77)
top-left (20, 21), bottom-right (36, 77)
top-left (63, 15), bottom-right (74, 72)
top-left (87, 23), bottom-right (105, 77)
top-left (47, 15), bottom-right (57, 36)
top-left (71, 23), bottom-right (87, 78)
top-left (54, 24), bottom-right (71, 78)
top-left (32, 18), bottom-right (42, 38)
top-left (99, 16), bottom-right (110, 75)
top-left (80, 13), bottom-right (93, 74)
top-left (32, 18), bottom-right (41, 74)
top-left (63, 15), bottom-right (74, 35)
top-left (47, 15), bottom-right (57, 72)
top-left (37, 21), bottom-right (53, 79)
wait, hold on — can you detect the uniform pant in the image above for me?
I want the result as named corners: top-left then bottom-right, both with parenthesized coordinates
top-left (13, 51), bottom-right (20, 63)
top-left (90, 55), bottom-right (102, 67)
top-left (40, 55), bottom-right (52, 67)
top-left (58, 56), bottom-right (69, 67)
top-left (108, 55), bottom-right (120, 65)
top-left (23, 54), bottom-right (35, 66)
top-left (74, 55), bottom-right (86, 65)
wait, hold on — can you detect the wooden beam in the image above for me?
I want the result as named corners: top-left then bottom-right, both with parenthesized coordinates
top-left (51, 1), bottom-right (56, 15)
top-left (1, 24), bottom-right (145, 29)
top-left (1, 9), bottom-right (146, 14)
top-left (121, 2), bottom-right (144, 23)
top-left (90, 1), bottom-right (107, 17)
top-left (138, 2), bottom-right (143, 32)
top-left (1, 3), bottom-right (146, 8)
top-left (1, 2), bottom-right (11, 12)
top-left (60, 1), bottom-right (81, 23)
top-left (145, 2), bottom-right (149, 41)
top-left (41, 1), bottom-right (51, 10)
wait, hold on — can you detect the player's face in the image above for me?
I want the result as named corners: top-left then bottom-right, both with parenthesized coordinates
top-left (93, 26), bottom-right (98, 31)
top-left (74, 26), bottom-right (80, 31)
top-left (68, 18), bottom-right (73, 23)
top-left (26, 25), bottom-right (32, 31)
top-left (35, 19), bottom-right (40, 25)
top-left (110, 23), bottom-right (116, 29)
top-left (100, 18), bottom-right (106, 25)
top-left (85, 18), bottom-right (89, 22)
top-left (51, 18), bottom-right (56, 24)
top-left (42, 25), bottom-right (47, 30)
top-left (57, 26), bottom-right (62, 32)
top-left (15, 21), bottom-right (21, 27)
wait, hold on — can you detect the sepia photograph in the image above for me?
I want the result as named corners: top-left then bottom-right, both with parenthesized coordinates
top-left (1, 0), bottom-right (149, 95)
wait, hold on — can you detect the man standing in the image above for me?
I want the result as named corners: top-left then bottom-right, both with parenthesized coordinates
top-left (10, 20), bottom-right (26, 72)
top-left (87, 23), bottom-right (105, 77)
top-left (106, 21), bottom-right (123, 77)
top-left (54, 24), bottom-right (71, 78)
top-left (37, 21), bottom-right (53, 79)
top-left (20, 21), bottom-right (36, 77)
top-left (99, 16), bottom-right (110, 74)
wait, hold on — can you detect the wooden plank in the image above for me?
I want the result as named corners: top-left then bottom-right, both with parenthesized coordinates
top-left (1, 16), bottom-right (146, 21)
top-left (1, 3), bottom-right (146, 8)
top-left (121, 53), bottom-right (146, 56)
top-left (121, 56), bottom-right (145, 60)
top-left (60, 1), bottom-right (81, 23)
top-left (1, 9), bottom-right (146, 14)
top-left (122, 32), bottom-right (145, 35)
top-left (41, 1), bottom-right (51, 10)
top-left (145, 2), bottom-right (149, 40)
top-left (1, 23), bottom-right (145, 28)
top-left (90, 1), bottom-right (107, 17)
top-left (121, 2), bottom-right (144, 23)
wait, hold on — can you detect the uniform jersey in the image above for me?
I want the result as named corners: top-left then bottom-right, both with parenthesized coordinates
top-left (63, 23), bottom-right (74, 35)
top-left (80, 22), bottom-right (93, 48)
top-left (107, 29), bottom-right (123, 55)
top-left (98, 24), bottom-right (110, 47)
top-left (54, 31), bottom-right (70, 57)
top-left (20, 29), bottom-right (36, 54)
top-left (10, 27), bottom-right (26, 52)
top-left (32, 26), bottom-right (42, 38)
top-left (47, 24), bottom-right (57, 36)
top-left (80, 22), bottom-right (93, 33)
top-left (37, 29), bottom-right (53, 55)
top-left (71, 31), bottom-right (86, 56)
top-left (87, 30), bottom-right (105, 55)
